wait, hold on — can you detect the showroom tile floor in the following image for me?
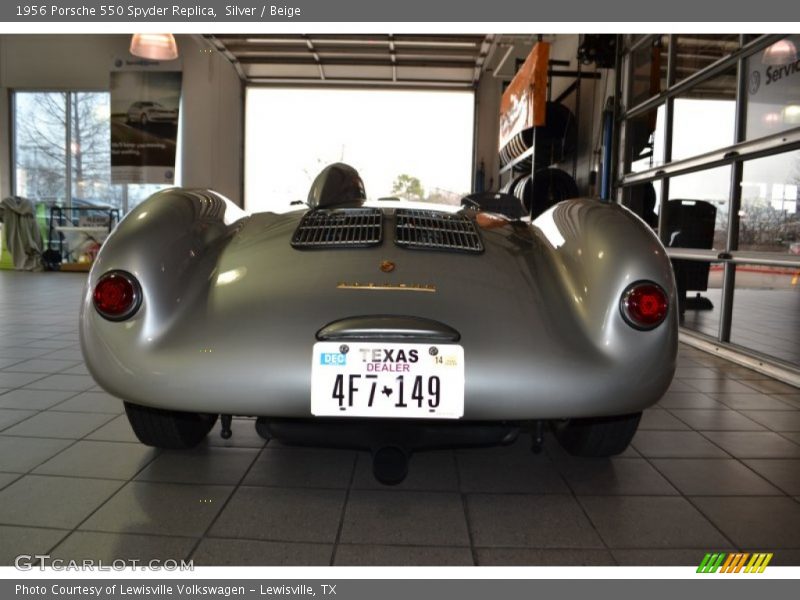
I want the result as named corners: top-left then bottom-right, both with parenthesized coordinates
top-left (1, 271), bottom-right (799, 566)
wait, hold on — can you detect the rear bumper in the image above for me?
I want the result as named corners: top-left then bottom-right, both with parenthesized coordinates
top-left (259, 417), bottom-right (520, 451)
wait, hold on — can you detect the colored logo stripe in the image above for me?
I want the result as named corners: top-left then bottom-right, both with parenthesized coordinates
top-left (697, 552), bottom-right (773, 573)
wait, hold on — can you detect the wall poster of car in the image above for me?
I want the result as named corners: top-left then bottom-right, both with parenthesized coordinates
top-left (109, 62), bottom-right (181, 185)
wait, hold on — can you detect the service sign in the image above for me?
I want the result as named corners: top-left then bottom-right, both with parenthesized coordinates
top-left (311, 342), bottom-right (465, 419)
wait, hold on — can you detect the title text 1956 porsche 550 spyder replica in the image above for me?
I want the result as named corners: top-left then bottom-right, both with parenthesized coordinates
top-left (80, 163), bottom-right (677, 484)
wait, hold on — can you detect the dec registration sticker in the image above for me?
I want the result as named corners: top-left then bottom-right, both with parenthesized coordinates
top-left (311, 342), bottom-right (464, 419)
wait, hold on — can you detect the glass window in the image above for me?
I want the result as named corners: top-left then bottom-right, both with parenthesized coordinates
top-left (671, 67), bottom-right (737, 161)
top-left (14, 92), bottom-right (68, 205)
top-left (245, 88), bottom-right (475, 213)
top-left (678, 260), bottom-right (723, 338)
top-left (673, 35), bottom-right (740, 85)
top-left (628, 36), bottom-right (669, 107)
top-left (745, 35), bottom-right (800, 140)
top-left (627, 105), bottom-right (665, 173)
top-left (731, 263), bottom-right (800, 367)
top-left (662, 166), bottom-right (732, 250)
top-left (69, 92), bottom-right (115, 207)
top-left (13, 91), bottom-right (171, 213)
top-left (739, 151), bottom-right (800, 253)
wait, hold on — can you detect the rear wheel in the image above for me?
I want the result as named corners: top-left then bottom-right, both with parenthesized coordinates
top-left (553, 412), bottom-right (642, 457)
top-left (124, 402), bottom-right (218, 449)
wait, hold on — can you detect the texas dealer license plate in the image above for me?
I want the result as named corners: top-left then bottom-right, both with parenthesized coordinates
top-left (311, 342), bottom-right (464, 419)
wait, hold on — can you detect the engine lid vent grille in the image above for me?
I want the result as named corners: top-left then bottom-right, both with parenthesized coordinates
top-left (394, 209), bottom-right (484, 253)
top-left (291, 208), bottom-right (383, 249)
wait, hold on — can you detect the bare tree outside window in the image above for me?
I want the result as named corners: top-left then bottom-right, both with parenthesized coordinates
top-left (14, 91), bottom-right (170, 213)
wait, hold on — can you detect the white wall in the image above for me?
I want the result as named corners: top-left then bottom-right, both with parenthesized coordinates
top-left (473, 35), bottom-right (615, 197)
top-left (0, 34), bottom-right (243, 205)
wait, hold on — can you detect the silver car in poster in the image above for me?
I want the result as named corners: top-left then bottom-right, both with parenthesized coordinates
top-left (80, 163), bottom-right (677, 484)
top-left (126, 101), bottom-right (179, 127)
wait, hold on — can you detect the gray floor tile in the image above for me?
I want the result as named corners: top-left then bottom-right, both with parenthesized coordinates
top-left (741, 460), bottom-right (800, 496)
top-left (466, 494), bottom-right (604, 548)
top-left (579, 496), bottom-right (732, 549)
top-left (85, 414), bottom-right (139, 443)
top-left (611, 549), bottom-right (709, 566)
top-left (555, 457), bottom-right (679, 496)
top-left (740, 379), bottom-right (800, 395)
top-left (0, 475), bottom-right (122, 529)
top-left (24, 374), bottom-right (96, 392)
top-left (675, 367), bottom-right (730, 379)
top-left (476, 548), bottom-right (615, 566)
top-left (61, 364), bottom-right (90, 376)
top-left (193, 538), bottom-right (332, 566)
top-left (688, 379), bottom-right (765, 395)
top-left (657, 392), bottom-right (725, 409)
top-left (3, 359), bottom-right (79, 373)
top-left (80, 481), bottom-right (233, 537)
top-left (0, 348), bottom-right (51, 360)
top-left (669, 409), bottom-right (765, 431)
top-left (0, 436), bottom-right (73, 472)
top-left (651, 459), bottom-right (782, 496)
top-left (692, 496), bottom-right (800, 548)
top-left (0, 389), bottom-right (78, 410)
top-left (666, 380), bottom-right (699, 393)
top-left (739, 411), bottom-right (800, 432)
top-left (0, 372), bottom-right (47, 388)
top-left (631, 430), bottom-right (730, 458)
top-left (700, 431), bottom-right (800, 459)
top-left (0, 526), bottom-right (70, 566)
top-left (456, 452), bottom-right (569, 494)
top-left (137, 447), bottom-right (258, 485)
top-left (341, 490), bottom-right (469, 547)
top-left (23, 340), bottom-right (77, 350)
top-left (3, 411), bottom-right (115, 439)
top-left (718, 366), bottom-right (770, 380)
top-left (335, 544), bottom-right (474, 566)
top-left (52, 392), bottom-right (124, 414)
top-left (34, 441), bottom-right (159, 480)
top-left (50, 531), bottom-right (196, 562)
top-left (0, 473), bottom-right (21, 491)
top-left (351, 451), bottom-right (458, 491)
top-left (40, 349), bottom-right (84, 361)
top-left (710, 394), bottom-right (797, 411)
top-left (242, 447), bottom-right (354, 488)
top-left (0, 409), bottom-right (37, 431)
top-left (209, 486), bottom-right (344, 543)
top-left (639, 408), bottom-right (691, 430)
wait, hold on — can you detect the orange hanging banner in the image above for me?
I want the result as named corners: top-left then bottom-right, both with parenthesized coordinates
top-left (498, 41), bottom-right (550, 150)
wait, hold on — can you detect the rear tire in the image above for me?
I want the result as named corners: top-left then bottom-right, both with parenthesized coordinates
top-left (124, 402), bottom-right (218, 449)
top-left (553, 412), bottom-right (642, 457)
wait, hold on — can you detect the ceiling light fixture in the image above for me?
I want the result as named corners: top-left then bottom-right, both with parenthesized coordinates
top-left (761, 39), bottom-right (797, 65)
top-left (130, 33), bottom-right (179, 61)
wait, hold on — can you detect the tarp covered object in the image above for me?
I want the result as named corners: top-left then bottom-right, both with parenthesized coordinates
top-left (0, 196), bottom-right (43, 271)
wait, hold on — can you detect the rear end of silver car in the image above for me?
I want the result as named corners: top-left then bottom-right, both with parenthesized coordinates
top-left (81, 190), bottom-right (677, 482)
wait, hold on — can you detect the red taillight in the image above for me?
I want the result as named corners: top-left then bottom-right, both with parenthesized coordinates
top-left (620, 282), bottom-right (668, 330)
top-left (93, 271), bottom-right (141, 321)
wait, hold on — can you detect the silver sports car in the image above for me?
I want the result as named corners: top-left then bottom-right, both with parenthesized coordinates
top-left (80, 163), bottom-right (677, 484)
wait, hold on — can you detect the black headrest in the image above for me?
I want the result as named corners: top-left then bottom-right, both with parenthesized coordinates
top-left (307, 163), bottom-right (366, 209)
